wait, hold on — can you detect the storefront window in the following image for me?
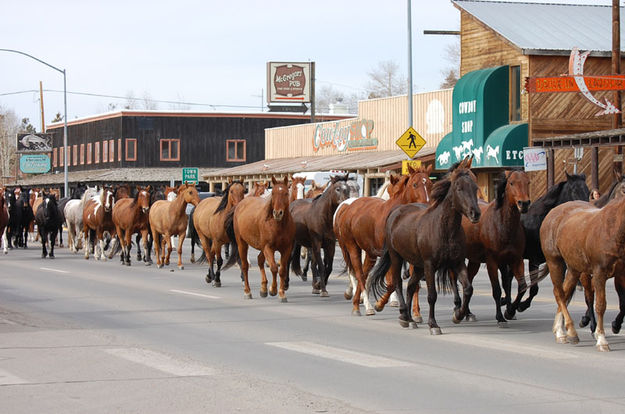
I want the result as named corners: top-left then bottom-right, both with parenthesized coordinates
top-left (510, 65), bottom-right (521, 121)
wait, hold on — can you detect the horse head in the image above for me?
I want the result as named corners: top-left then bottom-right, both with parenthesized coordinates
top-left (101, 186), bottom-right (115, 212)
top-left (431, 166), bottom-right (481, 223)
top-left (227, 181), bottom-right (246, 207)
top-left (165, 186), bottom-right (178, 201)
top-left (499, 170), bottom-right (531, 213)
top-left (328, 174), bottom-right (351, 207)
top-left (41, 192), bottom-right (58, 220)
top-left (560, 172), bottom-right (590, 203)
top-left (269, 176), bottom-right (290, 221)
top-left (251, 181), bottom-right (269, 197)
top-left (402, 164), bottom-right (433, 203)
top-left (290, 176), bottom-right (306, 200)
top-left (136, 185), bottom-right (152, 214)
top-left (178, 183), bottom-right (200, 206)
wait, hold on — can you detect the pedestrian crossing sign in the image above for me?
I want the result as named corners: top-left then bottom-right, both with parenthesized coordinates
top-left (396, 127), bottom-right (426, 159)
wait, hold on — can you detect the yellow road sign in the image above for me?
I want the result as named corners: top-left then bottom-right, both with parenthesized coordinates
top-left (401, 160), bottom-right (422, 175)
top-left (396, 127), bottom-right (426, 158)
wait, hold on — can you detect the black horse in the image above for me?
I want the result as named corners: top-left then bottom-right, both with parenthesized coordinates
top-left (35, 192), bottom-right (62, 258)
top-left (500, 172), bottom-right (590, 319)
top-left (6, 189), bottom-right (19, 249)
top-left (16, 190), bottom-right (34, 249)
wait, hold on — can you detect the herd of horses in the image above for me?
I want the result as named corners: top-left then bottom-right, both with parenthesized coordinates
top-left (1, 157), bottom-right (625, 352)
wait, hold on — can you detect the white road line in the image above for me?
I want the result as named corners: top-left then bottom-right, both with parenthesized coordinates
top-left (0, 318), bottom-right (18, 325)
top-left (433, 334), bottom-right (580, 360)
top-left (169, 289), bottom-right (220, 300)
top-left (0, 368), bottom-right (28, 385)
top-left (39, 267), bottom-right (70, 274)
top-left (104, 348), bottom-right (214, 377)
top-left (266, 341), bottom-right (414, 368)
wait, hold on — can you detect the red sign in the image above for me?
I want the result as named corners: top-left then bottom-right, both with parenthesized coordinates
top-left (525, 75), bottom-right (625, 93)
top-left (273, 64), bottom-right (306, 99)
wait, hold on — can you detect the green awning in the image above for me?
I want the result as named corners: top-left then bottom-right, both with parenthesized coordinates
top-left (435, 132), bottom-right (454, 170)
top-left (481, 123), bottom-right (528, 167)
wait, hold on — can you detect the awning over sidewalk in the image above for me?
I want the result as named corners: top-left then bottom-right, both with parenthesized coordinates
top-left (482, 123), bottom-right (528, 167)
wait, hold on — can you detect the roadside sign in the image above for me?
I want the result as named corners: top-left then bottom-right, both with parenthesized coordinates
top-left (182, 167), bottom-right (199, 184)
top-left (20, 154), bottom-right (51, 174)
top-left (396, 127), bottom-right (426, 158)
top-left (523, 147), bottom-right (547, 172)
top-left (401, 160), bottom-right (422, 175)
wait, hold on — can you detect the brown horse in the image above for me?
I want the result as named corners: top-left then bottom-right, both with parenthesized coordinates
top-left (460, 170), bottom-right (530, 326)
top-left (370, 164), bottom-right (481, 334)
top-left (83, 186), bottom-right (116, 260)
top-left (290, 176), bottom-right (306, 202)
top-left (223, 176), bottom-right (295, 302)
top-left (333, 164), bottom-right (433, 315)
top-left (193, 181), bottom-right (246, 286)
top-left (247, 181), bottom-right (269, 198)
top-left (289, 174), bottom-right (351, 296)
top-left (112, 186), bottom-right (151, 266)
top-left (149, 183), bottom-right (200, 269)
top-left (540, 190), bottom-right (625, 352)
top-left (306, 181), bottom-right (328, 199)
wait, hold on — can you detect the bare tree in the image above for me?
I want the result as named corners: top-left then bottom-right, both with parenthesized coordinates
top-left (439, 38), bottom-right (460, 89)
top-left (0, 106), bottom-right (19, 182)
top-left (124, 90), bottom-right (138, 110)
top-left (366, 60), bottom-right (407, 99)
top-left (142, 91), bottom-right (158, 110)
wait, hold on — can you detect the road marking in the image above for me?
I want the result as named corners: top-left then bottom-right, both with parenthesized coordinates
top-left (0, 318), bottom-right (18, 325)
top-left (169, 289), bottom-right (220, 300)
top-left (0, 368), bottom-right (28, 385)
top-left (104, 348), bottom-right (214, 377)
top-left (266, 341), bottom-right (413, 368)
top-left (433, 334), bottom-right (580, 360)
top-left (39, 267), bottom-right (70, 274)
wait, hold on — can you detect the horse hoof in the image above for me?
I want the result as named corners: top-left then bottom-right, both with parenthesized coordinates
top-left (320, 291), bottom-right (329, 298)
top-left (280, 297), bottom-right (288, 303)
top-left (579, 316), bottom-right (590, 328)
top-left (312, 288), bottom-right (320, 295)
top-left (343, 292), bottom-right (353, 300)
top-left (517, 302), bottom-right (529, 312)
top-left (429, 327), bottom-right (442, 335)
top-left (399, 319), bottom-right (410, 328)
top-left (504, 311), bottom-right (516, 320)
top-left (300, 275), bottom-right (307, 282)
top-left (157, 264), bottom-right (163, 269)
top-left (178, 266), bottom-right (184, 270)
top-left (497, 321), bottom-right (508, 328)
top-left (612, 321), bottom-right (621, 334)
top-left (597, 344), bottom-right (611, 352)
top-left (568, 335), bottom-right (580, 345)
top-left (260, 290), bottom-right (268, 298)
top-left (452, 314), bottom-right (461, 324)
top-left (145, 262), bottom-right (151, 266)
top-left (374, 303), bottom-right (384, 312)
top-left (352, 309), bottom-right (361, 316)
top-left (413, 315), bottom-right (423, 324)
top-left (244, 292), bottom-right (252, 299)
top-left (205, 275), bottom-right (212, 284)
top-left (213, 281), bottom-right (221, 288)
top-left (389, 301), bottom-right (399, 308)
top-left (269, 289), bottom-right (277, 297)
top-left (365, 308), bottom-right (375, 316)
top-left (555, 336), bottom-right (568, 344)
top-left (410, 322), bottom-right (419, 329)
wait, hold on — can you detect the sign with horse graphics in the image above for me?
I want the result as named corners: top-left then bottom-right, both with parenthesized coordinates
top-left (16, 133), bottom-right (52, 153)
top-left (267, 62), bottom-right (313, 104)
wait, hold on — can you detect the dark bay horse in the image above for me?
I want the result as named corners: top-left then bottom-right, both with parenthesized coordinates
top-left (35, 192), bottom-right (62, 258)
top-left (149, 183), bottom-right (200, 269)
top-left (193, 181), bottom-right (245, 286)
top-left (370, 165), bottom-right (481, 334)
top-left (16, 190), bottom-right (34, 249)
top-left (289, 174), bottom-right (351, 296)
top-left (333, 165), bottom-right (433, 315)
top-left (6, 188), bottom-right (19, 249)
top-left (540, 192), bottom-right (625, 351)
top-left (83, 186), bottom-right (115, 260)
top-left (112, 186), bottom-right (152, 266)
top-left (223, 176), bottom-right (295, 302)
top-left (461, 170), bottom-right (530, 326)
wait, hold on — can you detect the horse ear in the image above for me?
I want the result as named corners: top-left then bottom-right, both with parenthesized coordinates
top-left (407, 164), bottom-right (416, 175)
top-left (565, 171), bottom-right (572, 179)
top-left (466, 154), bottom-right (474, 168)
top-left (228, 178), bottom-right (233, 184)
top-left (390, 174), bottom-right (399, 185)
top-left (504, 170), bottom-right (512, 178)
top-left (146, 185), bottom-right (152, 192)
top-left (613, 167), bottom-right (621, 182)
top-left (271, 176), bottom-right (278, 186)
top-left (426, 164), bottom-right (433, 174)
top-left (283, 176), bottom-right (288, 186)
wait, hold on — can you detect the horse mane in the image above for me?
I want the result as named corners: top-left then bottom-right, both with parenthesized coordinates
top-left (528, 180), bottom-right (566, 216)
top-left (494, 172), bottom-right (508, 209)
top-left (429, 170), bottom-right (471, 209)
top-left (263, 195), bottom-right (274, 220)
top-left (594, 175), bottom-right (624, 208)
top-left (215, 180), bottom-right (243, 214)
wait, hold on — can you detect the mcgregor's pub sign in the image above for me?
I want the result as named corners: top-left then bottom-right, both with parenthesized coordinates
top-left (267, 62), bottom-right (313, 104)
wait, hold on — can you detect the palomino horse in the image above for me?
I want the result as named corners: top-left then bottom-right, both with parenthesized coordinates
top-left (333, 165), bottom-right (433, 315)
top-left (370, 165), bottom-right (481, 334)
top-left (223, 176), bottom-right (295, 302)
top-left (112, 186), bottom-right (151, 266)
top-left (461, 170), bottom-right (530, 326)
top-left (65, 186), bottom-right (98, 253)
top-left (289, 174), bottom-right (351, 296)
top-left (149, 183), bottom-right (200, 269)
top-left (83, 186), bottom-right (115, 260)
top-left (34, 192), bottom-right (62, 258)
top-left (540, 189), bottom-right (625, 351)
top-left (0, 188), bottom-right (8, 254)
top-left (193, 181), bottom-right (245, 286)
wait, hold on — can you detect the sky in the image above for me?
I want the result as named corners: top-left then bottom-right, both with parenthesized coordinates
top-left (0, 0), bottom-right (617, 131)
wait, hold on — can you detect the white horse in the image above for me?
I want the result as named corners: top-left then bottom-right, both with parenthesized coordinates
top-left (64, 186), bottom-right (98, 253)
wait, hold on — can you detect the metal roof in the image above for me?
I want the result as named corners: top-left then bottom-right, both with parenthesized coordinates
top-left (202, 149), bottom-right (435, 181)
top-left (453, 1), bottom-right (624, 56)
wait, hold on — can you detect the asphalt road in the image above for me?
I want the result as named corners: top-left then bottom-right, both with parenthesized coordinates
top-left (1, 236), bottom-right (625, 414)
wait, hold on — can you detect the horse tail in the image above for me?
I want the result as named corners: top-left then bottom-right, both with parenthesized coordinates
top-left (370, 248), bottom-right (393, 300)
top-left (518, 263), bottom-right (550, 293)
top-left (290, 243), bottom-right (303, 276)
top-left (221, 209), bottom-right (239, 271)
top-left (186, 206), bottom-right (197, 238)
top-left (196, 239), bottom-right (211, 264)
top-left (436, 267), bottom-right (453, 295)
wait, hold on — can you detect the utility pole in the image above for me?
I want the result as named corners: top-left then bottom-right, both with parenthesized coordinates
top-left (39, 81), bottom-right (45, 133)
top-left (613, 0), bottom-right (622, 174)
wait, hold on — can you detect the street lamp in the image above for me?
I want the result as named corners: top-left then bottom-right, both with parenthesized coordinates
top-left (0, 48), bottom-right (69, 197)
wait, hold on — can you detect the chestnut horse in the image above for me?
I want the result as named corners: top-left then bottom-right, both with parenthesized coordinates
top-left (305, 181), bottom-right (328, 199)
top-left (149, 183), bottom-right (200, 269)
top-left (247, 181), bottom-right (270, 198)
top-left (461, 170), bottom-right (530, 326)
top-left (83, 186), bottom-right (115, 260)
top-left (290, 176), bottom-right (306, 202)
top-left (112, 186), bottom-right (152, 266)
top-left (333, 165), bottom-right (433, 315)
top-left (540, 191), bottom-right (625, 351)
top-left (223, 176), bottom-right (295, 302)
top-left (193, 180), bottom-right (246, 286)
top-left (370, 165), bottom-right (481, 334)
top-left (289, 174), bottom-right (351, 296)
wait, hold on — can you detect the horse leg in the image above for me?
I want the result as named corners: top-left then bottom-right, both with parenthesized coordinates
top-left (124, 231), bottom-right (133, 266)
top-left (323, 240), bottom-right (335, 287)
top-left (140, 230), bottom-right (150, 266)
top-left (611, 276), bottom-right (625, 334)
top-left (49, 229), bottom-right (57, 258)
top-left (411, 273), bottom-right (423, 323)
top-left (214, 243), bottom-right (223, 288)
top-left (405, 267), bottom-right (422, 328)
top-left (500, 264), bottom-right (513, 308)
top-left (506, 259), bottom-right (527, 320)
top-left (200, 235), bottom-right (214, 283)
top-left (257, 251), bottom-right (269, 297)
top-left (464, 261), bottom-right (480, 321)
top-left (593, 273), bottom-right (610, 352)
top-left (518, 263), bottom-right (539, 312)
top-left (40, 228), bottom-right (47, 258)
top-left (83, 226), bottom-right (91, 259)
top-left (347, 246), bottom-right (366, 315)
top-left (360, 254), bottom-right (377, 315)
top-left (577, 273), bottom-right (596, 332)
top-left (135, 233), bottom-right (143, 261)
top-left (163, 235), bottom-right (172, 266)
top-left (176, 233), bottom-right (186, 270)
top-left (152, 230), bottom-right (163, 268)
top-left (548, 260), bottom-right (579, 344)
top-left (97, 230), bottom-right (107, 261)
top-left (422, 262), bottom-right (441, 335)
top-left (302, 248), bottom-right (310, 281)
top-left (2, 229), bottom-right (7, 254)
top-left (485, 258), bottom-right (507, 327)
top-left (238, 240), bottom-right (252, 299)
top-left (277, 244), bottom-right (292, 302)
top-left (453, 264), bottom-right (473, 323)
top-left (310, 241), bottom-right (327, 296)
top-left (263, 247), bottom-right (279, 297)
